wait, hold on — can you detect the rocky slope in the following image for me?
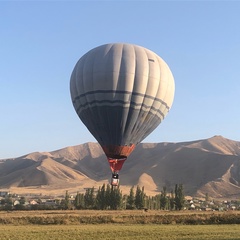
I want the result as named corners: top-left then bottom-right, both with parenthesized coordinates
top-left (0, 136), bottom-right (240, 198)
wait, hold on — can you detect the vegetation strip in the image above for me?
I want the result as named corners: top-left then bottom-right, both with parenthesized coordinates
top-left (0, 224), bottom-right (240, 240)
top-left (0, 210), bottom-right (240, 225)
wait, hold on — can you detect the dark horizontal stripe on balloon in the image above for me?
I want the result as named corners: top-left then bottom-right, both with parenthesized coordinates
top-left (75, 99), bottom-right (165, 118)
top-left (73, 90), bottom-right (170, 110)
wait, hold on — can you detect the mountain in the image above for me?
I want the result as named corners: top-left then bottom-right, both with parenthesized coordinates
top-left (0, 136), bottom-right (240, 199)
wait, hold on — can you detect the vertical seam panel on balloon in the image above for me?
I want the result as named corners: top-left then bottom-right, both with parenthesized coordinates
top-left (131, 47), bottom-right (149, 143)
top-left (108, 44), bottom-right (115, 145)
top-left (123, 45), bottom-right (138, 145)
top-left (121, 44), bottom-right (135, 145)
top-left (83, 50), bottom-right (100, 143)
top-left (116, 43), bottom-right (124, 145)
top-left (138, 51), bottom-right (162, 142)
top-left (133, 50), bottom-right (153, 143)
top-left (93, 46), bottom-right (103, 143)
top-left (101, 44), bottom-right (114, 144)
top-left (158, 58), bottom-right (171, 119)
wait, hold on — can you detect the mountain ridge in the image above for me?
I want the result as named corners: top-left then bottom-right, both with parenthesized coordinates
top-left (1, 135), bottom-right (240, 199)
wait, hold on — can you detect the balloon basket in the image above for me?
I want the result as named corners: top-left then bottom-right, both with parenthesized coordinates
top-left (111, 172), bottom-right (119, 186)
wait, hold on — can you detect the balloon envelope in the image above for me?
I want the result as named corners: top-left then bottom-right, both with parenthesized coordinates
top-left (70, 43), bottom-right (175, 162)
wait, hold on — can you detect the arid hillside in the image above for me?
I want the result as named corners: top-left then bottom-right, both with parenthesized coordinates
top-left (0, 136), bottom-right (240, 199)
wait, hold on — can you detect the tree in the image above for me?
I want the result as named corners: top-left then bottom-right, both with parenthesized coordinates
top-left (74, 192), bottom-right (85, 209)
top-left (84, 187), bottom-right (95, 209)
top-left (174, 184), bottom-right (185, 210)
top-left (0, 198), bottom-right (6, 206)
top-left (153, 194), bottom-right (161, 210)
top-left (109, 186), bottom-right (122, 210)
top-left (126, 186), bottom-right (135, 209)
top-left (95, 184), bottom-right (106, 210)
top-left (19, 196), bottom-right (26, 205)
top-left (4, 195), bottom-right (13, 210)
top-left (105, 184), bottom-right (112, 208)
top-left (61, 190), bottom-right (71, 210)
top-left (15, 204), bottom-right (26, 210)
top-left (169, 189), bottom-right (175, 210)
top-left (205, 192), bottom-right (209, 202)
top-left (135, 186), bottom-right (145, 209)
top-left (160, 186), bottom-right (168, 210)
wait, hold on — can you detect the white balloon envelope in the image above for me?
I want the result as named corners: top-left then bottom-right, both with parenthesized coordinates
top-left (70, 43), bottom-right (175, 180)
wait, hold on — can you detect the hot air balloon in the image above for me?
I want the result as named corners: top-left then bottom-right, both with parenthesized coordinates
top-left (70, 43), bottom-right (175, 186)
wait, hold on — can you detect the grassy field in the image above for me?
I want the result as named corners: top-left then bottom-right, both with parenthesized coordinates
top-left (0, 224), bottom-right (240, 240)
top-left (0, 210), bottom-right (240, 239)
top-left (0, 210), bottom-right (240, 225)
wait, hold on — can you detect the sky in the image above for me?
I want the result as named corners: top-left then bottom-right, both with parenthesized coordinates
top-left (1, 1), bottom-right (240, 159)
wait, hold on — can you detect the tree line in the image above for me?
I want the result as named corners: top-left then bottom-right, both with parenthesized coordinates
top-left (69, 183), bottom-right (185, 210)
top-left (0, 184), bottom-right (185, 211)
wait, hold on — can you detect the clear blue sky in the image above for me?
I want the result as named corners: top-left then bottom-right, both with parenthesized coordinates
top-left (1, 1), bottom-right (240, 159)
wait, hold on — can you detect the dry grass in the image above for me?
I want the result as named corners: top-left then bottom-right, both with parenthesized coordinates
top-left (0, 210), bottom-right (240, 225)
top-left (0, 224), bottom-right (240, 240)
top-left (0, 210), bottom-right (239, 239)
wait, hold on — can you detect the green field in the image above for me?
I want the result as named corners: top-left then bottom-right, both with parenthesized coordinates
top-left (0, 224), bottom-right (240, 240)
top-left (0, 210), bottom-right (239, 239)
